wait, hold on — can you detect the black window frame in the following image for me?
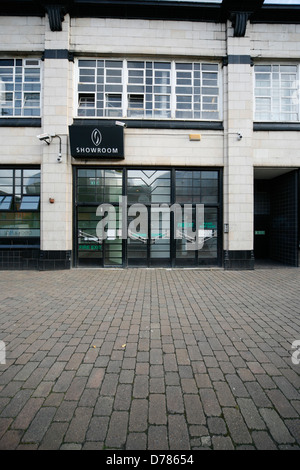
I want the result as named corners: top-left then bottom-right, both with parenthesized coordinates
top-left (0, 166), bottom-right (41, 248)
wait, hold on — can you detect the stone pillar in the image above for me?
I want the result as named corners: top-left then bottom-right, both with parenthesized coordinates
top-left (39, 14), bottom-right (73, 268)
top-left (223, 21), bottom-right (254, 269)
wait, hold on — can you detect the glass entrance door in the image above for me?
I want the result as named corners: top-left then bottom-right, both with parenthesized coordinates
top-left (127, 169), bottom-right (171, 267)
top-left (76, 168), bottom-right (123, 267)
top-left (75, 167), bottom-right (221, 268)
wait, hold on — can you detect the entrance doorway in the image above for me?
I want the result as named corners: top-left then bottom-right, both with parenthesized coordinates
top-left (254, 168), bottom-right (299, 266)
top-left (74, 167), bottom-right (222, 267)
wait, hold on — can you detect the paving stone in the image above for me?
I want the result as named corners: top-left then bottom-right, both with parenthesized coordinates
top-left (1, 390), bottom-right (32, 418)
top-left (0, 269), bottom-right (300, 450)
top-left (256, 374), bottom-right (276, 390)
top-left (176, 349), bottom-right (190, 365)
top-left (39, 422), bottom-right (68, 450)
top-left (126, 432), bottom-right (147, 450)
top-left (53, 371), bottom-right (76, 393)
top-left (54, 401), bottom-right (77, 422)
top-left (163, 353), bottom-right (178, 371)
top-left (259, 409), bottom-right (295, 444)
top-left (237, 398), bottom-right (266, 430)
top-left (195, 374), bottom-right (212, 388)
top-left (166, 386), bottom-right (184, 414)
top-left (79, 388), bottom-right (99, 408)
top-left (285, 419), bottom-right (300, 443)
top-left (100, 374), bottom-right (119, 397)
top-left (181, 378), bottom-right (198, 394)
top-left (133, 375), bottom-right (149, 398)
top-left (105, 411), bottom-right (129, 449)
top-left (149, 394), bottom-right (167, 425)
top-left (22, 367), bottom-right (48, 389)
top-left (168, 415), bottom-right (190, 450)
top-left (150, 349), bottom-right (163, 365)
top-left (0, 429), bottom-right (23, 450)
top-left (198, 342), bottom-right (214, 356)
top-left (212, 435), bottom-right (234, 450)
top-left (11, 398), bottom-right (44, 430)
top-left (184, 394), bottom-right (205, 425)
top-left (199, 388), bottom-right (221, 417)
top-left (267, 389), bottom-right (299, 418)
top-left (60, 443), bottom-right (82, 450)
top-left (65, 376), bottom-right (87, 401)
top-left (226, 374), bottom-right (249, 398)
top-left (86, 416), bottom-right (109, 442)
top-left (165, 372), bottom-right (180, 386)
top-left (273, 376), bottom-right (300, 401)
top-left (214, 381), bottom-right (237, 407)
top-left (22, 407), bottom-right (57, 444)
top-left (135, 363), bottom-right (149, 376)
top-left (245, 382), bottom-right (272, 408)
top-left (129, 399), bottom-right (148, 432)
top-left (0, 418), bottom-right (12, 441)
top-left (114, 384), bottom-right (132, 411)
top-left (252, 431), bottom-right (278, 450)
top-left (222, 407), bottom-right (252, 445)
top-left (148, 425), bottom-right (168, 450)
top-left (13, 362), bottom-right (39, 382)
top-left (64, 407), bottom-right (93, 443)
top-left (86, 368), bottom-right (105, 388)
top-left (150, 377), bottom-right (165, 394)
top-left (207, 417), bottom-right (227, 435)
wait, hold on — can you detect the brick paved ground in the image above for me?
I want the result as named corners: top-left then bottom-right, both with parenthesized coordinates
top-left (0, 268), bottom-right (299, 450)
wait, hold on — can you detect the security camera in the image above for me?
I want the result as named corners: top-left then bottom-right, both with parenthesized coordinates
top-left (37, 133), bottom-right (52, 145)
top-left (237, 133), bottom-right (242, 140)
top-left (57, 155), bottom-right (62, 163)
top-left (115, 121), bottom-right (126, 128)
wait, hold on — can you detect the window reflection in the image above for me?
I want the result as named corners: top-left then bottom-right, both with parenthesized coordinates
top-left (0, 168), bottom-right (40, 241)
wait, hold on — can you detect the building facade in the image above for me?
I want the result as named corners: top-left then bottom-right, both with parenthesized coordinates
top-left (0, 0), bottom-right (299, 270)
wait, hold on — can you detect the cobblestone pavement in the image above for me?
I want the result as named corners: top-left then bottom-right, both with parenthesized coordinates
top-left (0, 268), bottom-right (300, 451)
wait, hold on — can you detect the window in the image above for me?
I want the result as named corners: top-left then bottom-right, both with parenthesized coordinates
top-left (0, 59), bottom-right (41, 117)
top-left (0, 168), bottom-right (40, 242)
top-left (77, 59), bottom-right (220, 119)
top-left (254, 65), bottom-right (299, 121)
top-left (19, 196), bottom-right (40, 211)
top-left (78, 93), bottom-right (95, 110)
top-left (175, 170), bottom-right (218, 204)
top-left (105, 94), bottom-right (122, 117)
top-left (128, 94), bottom-right (144, 117)
top-left (0, 196), bottom-right (12, 211)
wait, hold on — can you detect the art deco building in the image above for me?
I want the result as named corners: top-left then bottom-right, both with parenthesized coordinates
top-left (0, 0), bottom-right (299, 269)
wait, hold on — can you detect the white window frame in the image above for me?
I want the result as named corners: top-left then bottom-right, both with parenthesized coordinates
top-left (0, 58), bottom-right (42, 118)
top-left (75, 58), bottom-right (221, 121)
top-left (254, 63), bottom-right (300, 122)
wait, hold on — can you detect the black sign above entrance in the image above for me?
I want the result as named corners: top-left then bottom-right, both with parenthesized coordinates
top-left (69, 125), bottom-right (124, 159)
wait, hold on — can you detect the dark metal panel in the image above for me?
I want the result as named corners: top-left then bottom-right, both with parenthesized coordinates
top-left (0, 118), bottom-right (42, 127)
top-left (254, 123), bottom-right (300, 132)
top-left (72, 119), bottom-right (224, 131)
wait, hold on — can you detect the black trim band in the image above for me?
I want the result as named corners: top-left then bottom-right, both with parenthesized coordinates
top-left (42, 49), bottom-right (74, 61)
top-left (224, 250), bottom-right (255, 270)
top-left (0, 118), bottom-right (41, 127)
top-left (254, 122), bottom-right (300, 131)
top-left (73, 119), bottom-right (224, 130)
top-left (226, 55), bottom-right (253, 65)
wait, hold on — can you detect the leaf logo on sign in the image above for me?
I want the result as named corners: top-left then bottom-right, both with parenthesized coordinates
top-left (91, 128), bottom-right (102, 147)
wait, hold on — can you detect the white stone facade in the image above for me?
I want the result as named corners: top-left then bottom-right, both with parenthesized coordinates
top-left (0, 5), bottom-right (299, 268)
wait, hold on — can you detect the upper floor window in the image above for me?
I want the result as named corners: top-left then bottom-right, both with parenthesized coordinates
top-left (254, 64), bottom-right (299, 121)
top-left (0, 59), bottom-right (41, 117)
top-left (76, 59), bottom-right (220, 120)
